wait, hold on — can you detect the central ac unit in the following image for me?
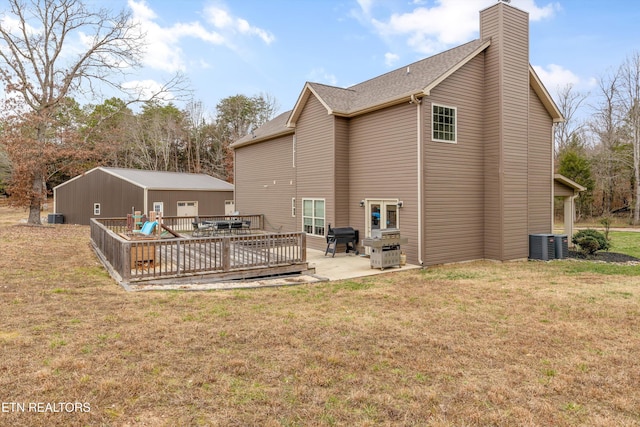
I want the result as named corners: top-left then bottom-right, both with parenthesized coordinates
top-left (529, 234), bottom-right (556, 261)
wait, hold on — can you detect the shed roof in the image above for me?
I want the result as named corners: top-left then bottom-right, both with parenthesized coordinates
top-left (55, 167), bottom-right (234, 191)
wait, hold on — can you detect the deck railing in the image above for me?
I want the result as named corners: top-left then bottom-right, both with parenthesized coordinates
top-left (96, 214), bottom-right (264, 234)
top-left (90, 217), bottom-right (306, 284)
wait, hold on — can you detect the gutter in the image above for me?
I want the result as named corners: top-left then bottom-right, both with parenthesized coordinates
top-left (411, 93), bottom-right (425, 266)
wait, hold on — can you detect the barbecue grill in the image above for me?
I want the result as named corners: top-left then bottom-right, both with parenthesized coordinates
top-left (363, 228), bottom-right (408, 269)
top-left (325, 224), bottom-right (359, 257)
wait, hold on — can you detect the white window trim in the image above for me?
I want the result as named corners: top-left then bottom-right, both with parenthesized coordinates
top-left (302, 198), bottom-right (325, 237)
top-left (93, 203), bottom-right (101, 216)
top-left (431, 103), bottom-right (457, 144)
top-left (291, 197), bottom-right (296, 217)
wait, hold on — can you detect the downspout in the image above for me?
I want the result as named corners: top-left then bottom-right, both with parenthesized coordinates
top-left (551, 123), bottom-right (556, 233)
top-left (411, 93), bottom-right (424, 266)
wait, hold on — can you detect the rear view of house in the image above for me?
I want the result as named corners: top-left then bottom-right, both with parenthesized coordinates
top-left (232, 2), bottom-right (563, 266)
top-left (54, 167), bottom-right (234, 225)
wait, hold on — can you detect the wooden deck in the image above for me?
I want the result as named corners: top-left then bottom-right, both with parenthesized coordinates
top-left (91, 218), bottom-right (309, 286)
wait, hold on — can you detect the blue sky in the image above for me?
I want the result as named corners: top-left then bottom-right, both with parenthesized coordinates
top-left (7, 0), bottom-right (640, 119)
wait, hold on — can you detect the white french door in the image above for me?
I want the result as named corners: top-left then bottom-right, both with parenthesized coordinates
top-left (365, 199), bottom-right (399, 253)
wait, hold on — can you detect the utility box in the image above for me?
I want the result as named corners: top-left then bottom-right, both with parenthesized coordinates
top-left (529, 234), bottom-right (556, 261)
top-left (47, 213), bottom-right (64, 224)
top-left (554, 234), bottom-right (568, 259)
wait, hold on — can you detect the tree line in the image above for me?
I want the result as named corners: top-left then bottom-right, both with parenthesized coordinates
top-left (1, 93), bottom-right (277, 189)
top-left (555, 51), bottom-right (640, 225)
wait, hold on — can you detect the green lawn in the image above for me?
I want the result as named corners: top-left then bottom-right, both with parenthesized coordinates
top-left (608, 231), bottom-right (640, 258)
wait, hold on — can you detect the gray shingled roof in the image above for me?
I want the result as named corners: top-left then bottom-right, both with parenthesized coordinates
top-left (101, 167), bottom-right (234, 191)
top-left (334, 39), bottom-right (487, 113)
top-left (232, 110), bottom-right (293, 147)
top-left (233, 38), bottom-right (489, 147)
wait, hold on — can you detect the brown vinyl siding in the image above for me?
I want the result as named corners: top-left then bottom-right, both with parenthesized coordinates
top-left (528, 86), bottom-right (553, 234)
top-left (554, 181), bottom-right (574, 197)
top-left (334, 117), bottom-right (350, 227)
top-left (55, 169), bottom-right (142, 225)
top-left (296, 95), bottom-right (335, 249)
top-left (349, 102), bottom-right (418, 263)
top-left (481, 7), bottom-right (503, 260)
top-left (147, 190), bottom-right (232, 217)
top-left (501, 6), bottom-right (529, 259)
top-left (481, 3), bottom-right (530, 260)
top-left (234, 134), bottom-right (296, 232)
top-left (424, 53), bottom-right (485, 265)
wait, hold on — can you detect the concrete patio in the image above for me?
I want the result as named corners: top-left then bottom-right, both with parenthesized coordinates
top-left (306, 248), bottom-right (421, 281)
top-left (126, 248), bottom-right (420, 291)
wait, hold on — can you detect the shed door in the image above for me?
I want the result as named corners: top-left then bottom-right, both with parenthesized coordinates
top-left (177, 201), bottom-right (198, 217)
top-left (225, 200), bottom-right (235, 215)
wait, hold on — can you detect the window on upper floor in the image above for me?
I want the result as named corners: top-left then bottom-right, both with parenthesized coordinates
top-left (432, 103), bottom-right (457, 143)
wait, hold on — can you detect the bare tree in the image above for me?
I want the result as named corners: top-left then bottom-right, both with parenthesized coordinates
top-left (184, 100), bottom-right (207, 173)
top-left (589, 72), bottom-right (630, 215)
top-left (554, 84), bottom-right (588, 157)
top-left (0, 0), bottom-right (185, 224)
top-left (619, 51), bottom-right (640, 224)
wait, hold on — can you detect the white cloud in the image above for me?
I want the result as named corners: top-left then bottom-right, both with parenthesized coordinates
top-left (385, 52), bottom-right (400, 67)
top-left (204, 5), bottom-right (275, 45)
top-left (127, 0), bottom-right (274, 74)
top-left (516, 0), bottom-right (561, 21)
top-left (533, 64), bottom-right (580, 92)
top-left (307, 68), bottom-right (338, 86)
top-left (362, 0), bottom-right (560, 56)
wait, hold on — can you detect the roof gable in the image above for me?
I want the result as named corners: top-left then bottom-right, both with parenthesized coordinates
top-left (239, 33), bottom-right (563, 144)
top-left (287, 38), bottom-right (490, 127)
top-left (530, 66), bottom-right (564, 123)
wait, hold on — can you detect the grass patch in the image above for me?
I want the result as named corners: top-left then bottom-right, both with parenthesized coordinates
top-left (2, 212), bottom-right (640, 425)
top-left (561, 261), bottom-right (640, 276)
top-left (608, 231), bottom-right (640, 258)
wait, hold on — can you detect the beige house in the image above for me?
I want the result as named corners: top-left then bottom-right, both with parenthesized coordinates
top-left (232, 2), bottom-right (564, 266)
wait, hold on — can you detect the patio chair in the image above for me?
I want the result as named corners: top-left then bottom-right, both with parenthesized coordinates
top-left (192, 219), bottom-right (213, 237)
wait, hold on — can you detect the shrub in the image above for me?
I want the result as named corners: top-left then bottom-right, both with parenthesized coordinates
top-left (572, 229), bottom-right (610, 255)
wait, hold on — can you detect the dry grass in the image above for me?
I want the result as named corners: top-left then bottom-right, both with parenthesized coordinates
top-left (1, 203), bottom-right (639, 426)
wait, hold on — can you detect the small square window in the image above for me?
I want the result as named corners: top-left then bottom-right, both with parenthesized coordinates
top-left (432, 103), bottom-right (457, 143)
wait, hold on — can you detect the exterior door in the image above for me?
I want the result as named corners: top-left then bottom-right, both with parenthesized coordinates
top-left (177, 201), bottom-right (198, 217)
top-left (365, 199), bottom-right (399, 253)
top-left (225, 200), bottom-right (235, 215)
